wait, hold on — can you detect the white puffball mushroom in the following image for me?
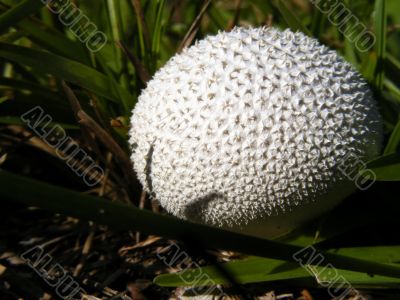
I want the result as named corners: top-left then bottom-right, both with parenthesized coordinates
top-left (129, 27), bottom-right (382, 239)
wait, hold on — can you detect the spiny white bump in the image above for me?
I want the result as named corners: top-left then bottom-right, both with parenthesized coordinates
top-left (129, 27), bottom-right (382, 238)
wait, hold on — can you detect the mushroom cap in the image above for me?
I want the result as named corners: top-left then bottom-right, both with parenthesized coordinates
top-left (129, 27), bottom-right (382, 238)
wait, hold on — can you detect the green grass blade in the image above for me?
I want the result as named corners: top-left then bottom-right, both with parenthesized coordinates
top-left (0, 77), bottom-right (61, 100)
top-left (3, 170), bottom-right (400, 280)
top-left (155, 256), bottom-right (305, 287)
top-left (310, 4), bottom-right (324, 39)
top-left (15, 17), bottom-right (90, 64)
top-left (155, 261), bottom-right (400, 288)
top-left (0, 116), bottom-right (78, 129)
top-left (384, 79), bottom-right (400, 105)
top-left (384, 119), bottom-right (400, 154)
top-left (106, 0), bottom-right (123, 71)
top-left (386, 53), bottom-right (400, 80)
top-left (95, 49), bottom-right (134, 112)
top-left (151, 0), bottom-right (166, 69)
top-left (373, 0), bottom-right (387, 91)
top-left (0, 0), bottom-right (44, 33)
top-left (271, 0), bottom-right (311, 36)
top-left (360, 52), bottom-right (377, 82)
top-left (132, 0), bottom-right (151, 60)
top-left (366, 153), bottom-right (400, 180)
top-left (155, 246), bottom-right (400, 287)
top-left (0, 42), bottom-right (132, 103)
top-left (343, 22), bottom-right (359, 67)
top-left (104, 0), bottom-right (131, 105)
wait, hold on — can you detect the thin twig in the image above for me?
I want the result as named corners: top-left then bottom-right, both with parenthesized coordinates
top-left (77, 110), bottom-right (134, 181)
top-left (131, 0), bottom-right (151, 49)
top-left (177, 0), bottom-right (212, 53)
top-left (62, 81), bottom-right (140, 205)
top-left (226, 0), bottom-right (242, 30)
top-left (135, 191), bottom-right (147, 242)
top-left (61, 80), bottom-right (104, 166)
top-left (117, 41), bottom-right (151, 84)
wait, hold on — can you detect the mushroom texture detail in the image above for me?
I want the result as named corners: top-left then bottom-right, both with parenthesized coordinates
top-left (129, 27), bottom-right (383, 238)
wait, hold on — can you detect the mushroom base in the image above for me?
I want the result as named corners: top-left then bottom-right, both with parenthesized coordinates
top-left (219, 180), bottom-right (357, 239)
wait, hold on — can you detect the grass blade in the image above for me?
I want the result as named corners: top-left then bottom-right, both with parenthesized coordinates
top-left (3, 171), bottom-right (400, 280)
top-left (0, 0), bottom-right (44, 33)
top-left (177, 0), bottom-right (211, 53)
top-left (155, 247), bottom-right (400, 287)
top-left (310, 3), bottom-right (324, 39)
top-left (151, 0), bottom-right (166, 67)
top-left (0, 77), bottom-right (61, 100)
top-left (373, 0), bottom-right (387, 91)
top-left (131, 0), bottom-right (151, 59)
top-left (384, 119), bottom-right (400, 154)
top-left (14, 17), bottom-right (90, 64)
top-left (0, 42), bottom-right (132, 103)
top-left (271, 0), bottom-right (311, 36)
top-left (366, 153), bottom-right (400, 181)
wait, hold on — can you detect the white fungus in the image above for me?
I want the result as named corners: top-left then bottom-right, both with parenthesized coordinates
top-left (129, 27), bottom-right (382, 238)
